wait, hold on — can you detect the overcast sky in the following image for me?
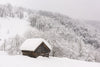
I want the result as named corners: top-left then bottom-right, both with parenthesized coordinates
top-left (0, 0), bottom-right (100, 21)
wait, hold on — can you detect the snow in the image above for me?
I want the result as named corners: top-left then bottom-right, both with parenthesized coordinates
top-left (0, 17), bottom-right (32, 39)
top-left (0, 40), bottom-right (4, 47)
top-left (0, 4), bottom-right (100, 62)
top-left (0, 51), bottom-right (100, 67)
top-left (20, 38), bottom-right (52, 51)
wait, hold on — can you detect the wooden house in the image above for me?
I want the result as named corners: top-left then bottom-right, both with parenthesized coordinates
top-left (20, 38), bottom-right (52, 58)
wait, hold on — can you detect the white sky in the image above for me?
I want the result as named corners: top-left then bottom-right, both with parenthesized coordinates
top-left (0, 0), bottom-right (100, 21)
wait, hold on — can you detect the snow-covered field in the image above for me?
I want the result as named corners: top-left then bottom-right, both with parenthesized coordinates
top-left (0, 51), bottom-right (100, 67)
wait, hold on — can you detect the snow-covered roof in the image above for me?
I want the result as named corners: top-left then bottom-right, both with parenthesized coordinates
top-left (20, 38), bottom-right (52, 51)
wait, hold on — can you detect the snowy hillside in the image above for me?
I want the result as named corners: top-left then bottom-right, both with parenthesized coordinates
top-left (0, 4), bottom-right (100, 62)
top-left (0, 51), bottom-right (100, 67)
top-left (84, 20), bottom-right (100, 32)
top-left (0, 18), bottom-right (32, 38)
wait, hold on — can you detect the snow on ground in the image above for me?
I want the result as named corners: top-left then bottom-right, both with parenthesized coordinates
top-left (0, 51), bottom-right (100, 67)
top-left (0, 17), bottom-right (32, 39)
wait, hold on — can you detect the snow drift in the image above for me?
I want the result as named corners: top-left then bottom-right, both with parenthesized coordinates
top-left (0, 51), bottom-right (100, 67)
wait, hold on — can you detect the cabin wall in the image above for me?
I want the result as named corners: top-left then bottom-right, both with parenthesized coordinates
top-left (34, 42), bottom-right (50, 57)
top-left (22, 50), bottom-right (37, 58)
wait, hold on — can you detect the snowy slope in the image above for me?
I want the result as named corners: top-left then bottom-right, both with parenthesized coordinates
top-left (0, 4), bottom-right (100, 62)
top-left (84, 20), bottom-right (100, 32)
top-left (0, 51), bottom-right (100, 67)
top-left (0, 17), bottom-right (32, 39)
